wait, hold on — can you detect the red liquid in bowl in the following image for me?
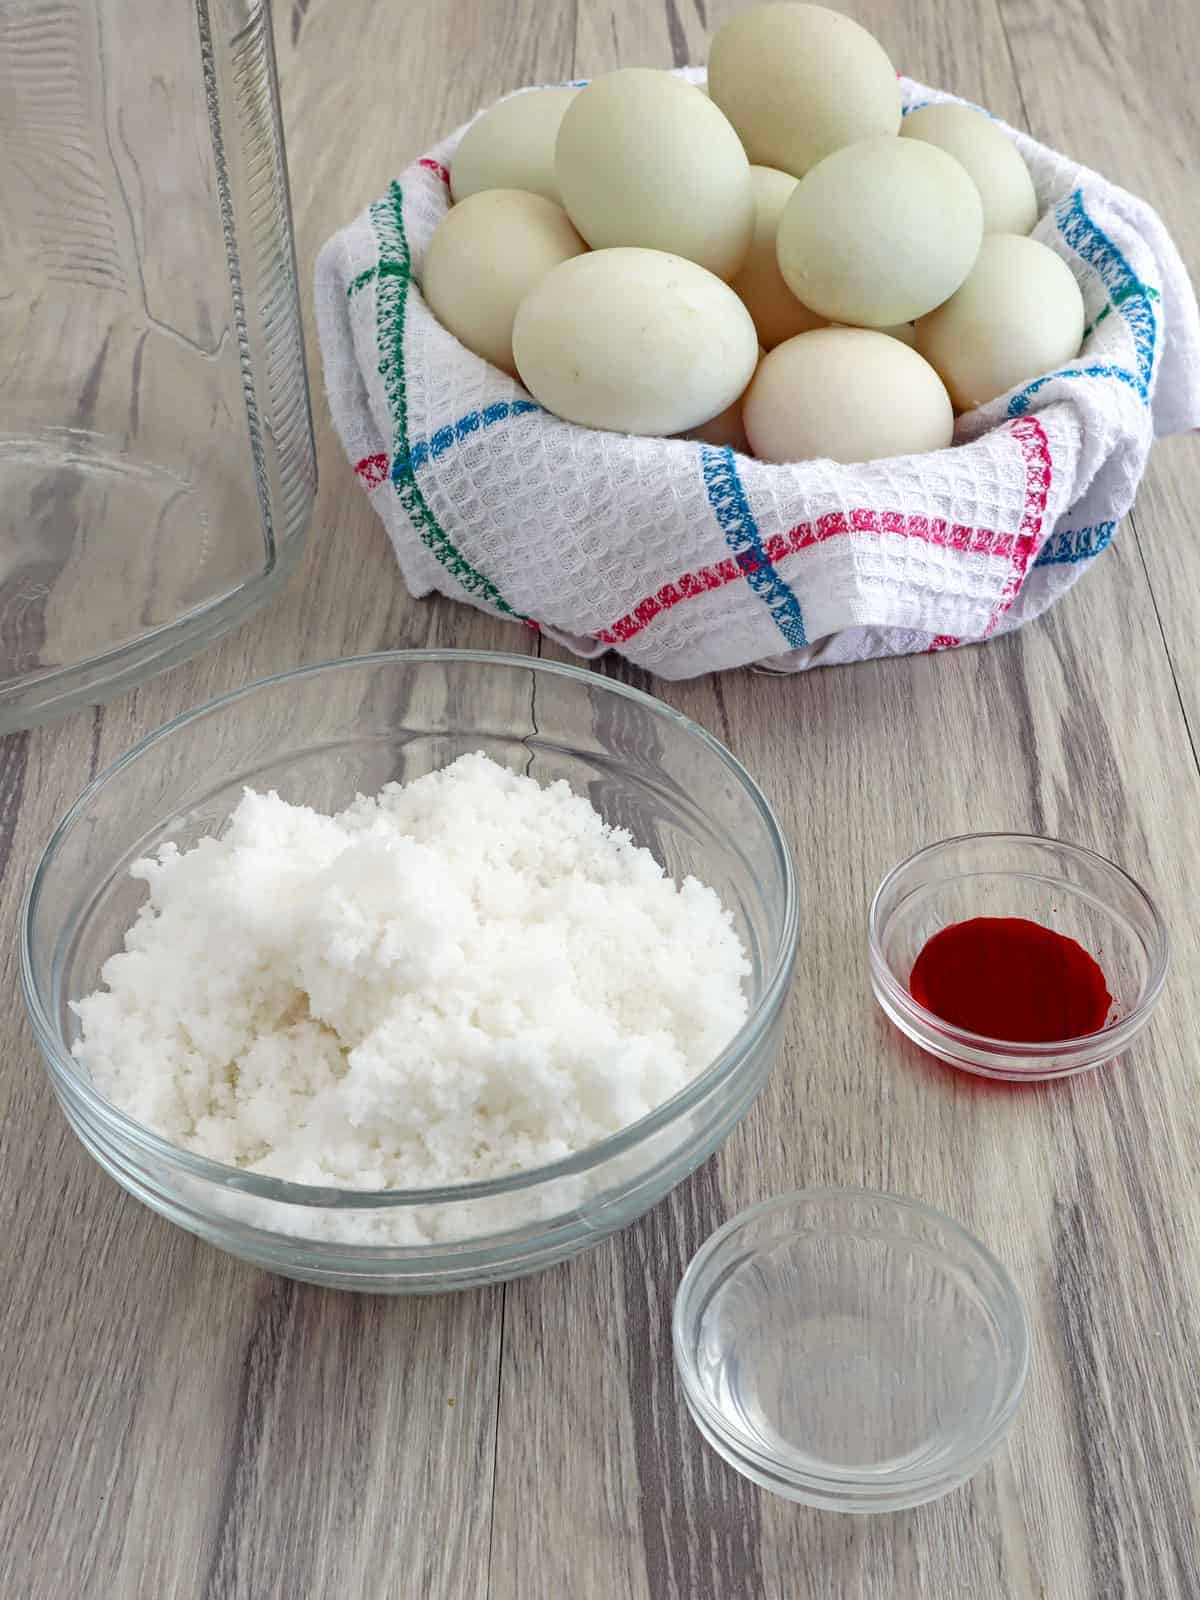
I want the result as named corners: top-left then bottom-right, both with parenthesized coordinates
top-left (909, 917), bottom-right (1113, 1044)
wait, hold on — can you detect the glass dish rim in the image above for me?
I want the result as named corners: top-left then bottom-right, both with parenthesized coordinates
top-left (21, 647), bottom-right (799, 1211)
top-left (671, 1185), bottom-right (1031, 1496)
top-left (867, 830), bottom-right (1170, 1059)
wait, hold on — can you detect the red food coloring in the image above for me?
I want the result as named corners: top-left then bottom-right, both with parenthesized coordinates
top-left (909, 917), bottom-right (1113, 1043)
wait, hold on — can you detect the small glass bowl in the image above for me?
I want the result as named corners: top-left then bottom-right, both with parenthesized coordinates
top-left (672, 1190), bottom-right (1029, 1513)
top-left (869, 833), bottom-right (1168, 1082)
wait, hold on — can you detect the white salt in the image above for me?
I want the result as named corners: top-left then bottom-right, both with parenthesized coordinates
top-left (73, 753), bottom-right (750, 1201)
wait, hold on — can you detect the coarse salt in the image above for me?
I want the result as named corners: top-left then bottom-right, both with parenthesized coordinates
top-left (73, 753), bottom-right (750, 1219)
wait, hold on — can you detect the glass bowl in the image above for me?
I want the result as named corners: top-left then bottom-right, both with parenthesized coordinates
top-left (869, 833), bottom-right (1168, 1081)
top-left (672, 1189), bottom-right (1030, 1513)
top-left (21, 651), bottom-right (798, 1293)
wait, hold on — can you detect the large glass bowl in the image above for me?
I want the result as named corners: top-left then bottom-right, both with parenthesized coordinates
top-left (21, 651), bottom-right (798, 1292)
top-left (1, 0), bottom-right (316, 731)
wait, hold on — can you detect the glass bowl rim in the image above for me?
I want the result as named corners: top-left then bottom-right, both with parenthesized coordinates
top-left (671, 1185), bottom-right (1031, 1496)
top-left (867, 831), bottom-right (1170, 1058)
top-left (21, 648), bottom-right (799, 1211)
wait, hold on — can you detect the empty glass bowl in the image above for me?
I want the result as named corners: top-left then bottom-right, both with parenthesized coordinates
top-left (869, 833), bottom-right (1168, 1081)
top-left (673, 1189), bottom-right (1030, 1512)
top-left (21, 651), bottom-right (798, 1292)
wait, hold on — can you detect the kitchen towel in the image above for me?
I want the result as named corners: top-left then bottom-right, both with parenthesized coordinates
top-left (315, 69), bottom-right (1200, 678)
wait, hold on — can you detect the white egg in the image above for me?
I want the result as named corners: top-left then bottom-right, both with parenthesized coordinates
top-left (743, 327), bottom-right (954, 463)
top-left (915, 233), bottom-right (1085, 410)
top-left (555, 69), bottom-right (754, 280)
top-left (450, 87), bottom-right (581, 205)
top-left (901, 103), bottom-right (1038, 235)
top-left (777, 135), bottom-right (983, 326)
top-left (707, 3), bottom-right (901, 176)
top-left (422, 190), bottom-right (587, 376)
top-left (512, 248), bottom-right (759, 436)
top-left (729, 167), bottom-right (826, 349)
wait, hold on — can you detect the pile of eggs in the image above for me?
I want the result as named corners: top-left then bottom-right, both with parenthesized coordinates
top-left (422, 1), bottom-right (1086, 465)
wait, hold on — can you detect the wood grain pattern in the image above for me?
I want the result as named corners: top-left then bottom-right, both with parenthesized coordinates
top-left (995, 0), bottom-right (1200, 749)
top-left (2, 0), bottom-right (1200, 1596)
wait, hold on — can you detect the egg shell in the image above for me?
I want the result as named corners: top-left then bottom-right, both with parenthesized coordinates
top-left (915, 233), bottom-right (1085, 410)
top-left (707, 3), bottom-right (901, 176)
top-left (743, 326), bottom-right (954, 463)
top-left (451, 87), bottom-right (581, 205)
top-left (555, 68), bottom-right (754, 280)
top-left (422, 190), bottom-right (587, 376)
top-left (729, 167), bottom-right (826, 348)
top-left (901, 102), bottom-right (1038, 235)
top-left (512, 248), bottom-right (760, 436)
top-left (777, 135), bottom-right (984, 326)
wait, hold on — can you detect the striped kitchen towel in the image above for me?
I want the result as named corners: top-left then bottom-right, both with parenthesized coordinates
top-left (314, 69), bottom-right (1200, 678)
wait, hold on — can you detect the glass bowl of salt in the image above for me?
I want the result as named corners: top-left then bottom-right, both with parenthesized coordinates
top-left (22, 649), bottom-right (798, 1292)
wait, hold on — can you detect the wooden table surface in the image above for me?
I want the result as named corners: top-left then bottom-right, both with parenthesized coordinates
top-left (4, 1), bottom-right (1200, 1595)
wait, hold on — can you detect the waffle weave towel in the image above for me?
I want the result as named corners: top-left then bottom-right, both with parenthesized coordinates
top-left (315, 70), bottom-right (1200, 678)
